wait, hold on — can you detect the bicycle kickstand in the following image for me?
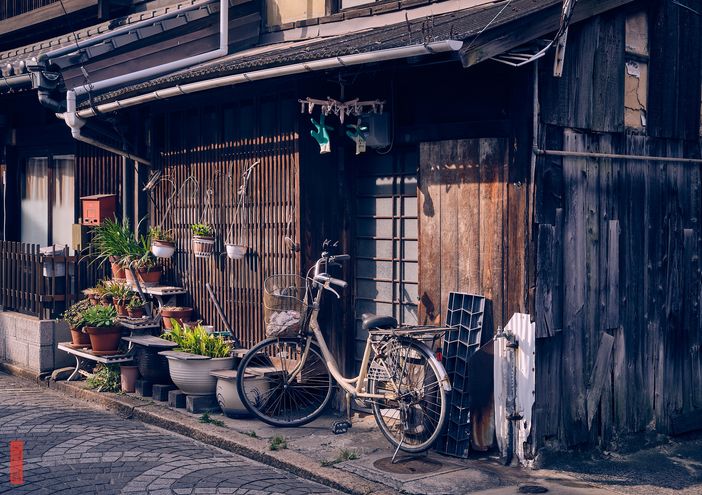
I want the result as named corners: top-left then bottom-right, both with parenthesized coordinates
top-left (331, 392), bottom-right (353, 435)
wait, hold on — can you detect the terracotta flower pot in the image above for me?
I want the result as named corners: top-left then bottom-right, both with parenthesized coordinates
top-left (125, 268), bottom-right (162, 287)
top-left (70, 326), bottom-right (91, 347)
top-left (160, 307), bottom-right (193, 329)
top-left (85, 325), bottom-right (122, 354)
top-left (120, 365), bottom-right (139, 393)
top-left (88, 295), bottom-right (99, 306)
top-left (113, 298), bottom-right (128, 317)
top-left (127, 306), bottom-right (145, 318)
top-left (110, 261), bottom-right (126, 282)
top-left (100, 297), bottom-right (112, 307)
top-left (192, 235), bottom-right (215, 258)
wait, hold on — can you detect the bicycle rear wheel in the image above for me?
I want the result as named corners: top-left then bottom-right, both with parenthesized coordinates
top-left (368, 337), bottom-right (447, 453)
top-left (236, 337), bottom-right (333, 427)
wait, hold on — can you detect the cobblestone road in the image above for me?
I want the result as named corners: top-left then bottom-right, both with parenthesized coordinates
top-left (0, 373), bottom-right (338, 495)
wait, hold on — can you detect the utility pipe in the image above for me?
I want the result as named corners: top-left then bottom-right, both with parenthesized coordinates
top-left (64, 91), bottom-right (151, 165)
top-left (76, 40), bottom-right (464, 118)
top-left (38, 0), bottom-right (215, 65)
top-left (535, 148), bottom-right (702, 164)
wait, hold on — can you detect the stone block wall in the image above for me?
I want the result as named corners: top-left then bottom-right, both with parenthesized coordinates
top-left (0, 312), bottom-right (72, 373)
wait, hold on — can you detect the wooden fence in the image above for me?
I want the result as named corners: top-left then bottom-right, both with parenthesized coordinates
top-left (0, 242), bottom-right (80, 318)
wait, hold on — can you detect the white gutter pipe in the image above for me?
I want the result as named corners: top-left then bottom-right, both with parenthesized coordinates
top-left (77, 40), bottom-right (464, 118)
top-left (65, 91), bottom-right (152, 165)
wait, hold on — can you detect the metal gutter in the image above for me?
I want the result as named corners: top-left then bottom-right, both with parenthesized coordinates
top-left (0, 73), bottom-right (32, 92)
top-left (76, 39), bottom-right (464, 118)
top-left (535, 148), bottom-right (702, 164)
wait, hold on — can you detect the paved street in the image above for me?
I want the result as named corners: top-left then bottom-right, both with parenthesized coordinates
top-left (0, 373), bottom-right (337, 495)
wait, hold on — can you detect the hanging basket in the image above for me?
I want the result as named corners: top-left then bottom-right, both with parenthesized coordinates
top-left (192, 235), bottom-right (215, 258)
top-left (225, 243), bottom-right (247, 260)
top-left (151, 239), bottom-right (176, 259)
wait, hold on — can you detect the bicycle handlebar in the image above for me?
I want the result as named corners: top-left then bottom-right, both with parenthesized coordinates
top-left (314, 273), bottom-right (348, 289)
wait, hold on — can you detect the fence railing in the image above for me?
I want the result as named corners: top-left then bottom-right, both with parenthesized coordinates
top-left (0, 242), bottom-right (81, 319)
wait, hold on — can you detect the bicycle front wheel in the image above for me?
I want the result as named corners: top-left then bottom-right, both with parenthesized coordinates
top-left (369, 337), bottom-right (447, 453)
top-left (236, 337), bottom-right (334, 427)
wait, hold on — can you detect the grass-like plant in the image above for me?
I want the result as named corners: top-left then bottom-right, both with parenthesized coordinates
top-left (149, 226), bottom-right (175, 243)
top-left (62, 299), bottom-right (92, 329)
top-left (161, 320), bottom-right (231, 358)
top-left (191, 223), bottom-right (214, 237)
top-left (103, 281), bottom-right (135, 302)
top-left (86, 364), bottom-right (121, 392)
top-left (269, 436), bottom-right (287, 451)
top-left (82, 305), bottom-right (117, 328)
top-left (127, 295), bottom-right (144, 310)
top-left (91, 217), bottom-right (139, 266)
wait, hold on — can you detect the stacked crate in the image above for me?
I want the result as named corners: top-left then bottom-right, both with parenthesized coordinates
top-left (434, 292), bottom-right (486, 458)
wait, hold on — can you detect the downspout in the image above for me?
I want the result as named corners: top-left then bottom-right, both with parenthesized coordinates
top-left (76, 40), bottom-right (464, 118)
top-left (58, 0), bottom-right (230, 163)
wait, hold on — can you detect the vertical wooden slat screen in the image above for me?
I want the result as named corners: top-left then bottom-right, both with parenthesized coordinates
top-left (155, 96), bottom-right (300, 348)
top-left (0, 0), bottom-right (57, 20)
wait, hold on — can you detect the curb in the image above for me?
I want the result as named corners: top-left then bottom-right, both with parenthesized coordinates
top-left (1, 363), bottom-right (392, 495)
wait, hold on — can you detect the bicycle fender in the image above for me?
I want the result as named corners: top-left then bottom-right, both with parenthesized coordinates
top-left (408, 338), bottom-right (453, 392)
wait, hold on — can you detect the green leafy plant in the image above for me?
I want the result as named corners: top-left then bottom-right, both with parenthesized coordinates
top-left (191, 223), bottom-right (214, 237)
top-left (86, 364), bottom-right (121, 392)
top-left (123, 233), bottom-right (159, 272)
top-left (91, 218), bottom-right (139, 267)
top-left (245, 431), bottom-right (258, 438)
top-left (199, 413), bottom-right (225, 427)
top-left (161, 320), bottom-right (231, 358)
top-left (149, 226), bottom-right (175, 243)
top-left (62, 299), bottom-right (92, 329)
top-left (82, 305), bottom-right (117, 328)
top-left (127, 296), bottom-right (144, 310)
top-left (103, 281), bottom-right (135, 302)
top-left (321, 449), bottom-right (360, 466)
top-left (269, 436), bottom-right (287, 451)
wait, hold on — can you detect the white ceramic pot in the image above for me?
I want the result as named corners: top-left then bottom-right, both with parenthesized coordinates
top-left (151, 240), bottom-right (176, 259)
top-left (225, 244), bottom-right (247, 260)
top-left (211, 369), bottom-right (269, 418)
top-left (162, 354), bottom-right (235, 396)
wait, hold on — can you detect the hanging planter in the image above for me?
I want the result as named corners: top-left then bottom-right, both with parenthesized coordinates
top-left (191, 223), bottom-right (215, 258)
top-left (150, 226), bottom-right (176, 259)
top-left (225, 161), bottom-right (258, 260)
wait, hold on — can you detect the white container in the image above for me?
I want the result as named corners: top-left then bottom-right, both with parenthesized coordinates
top-left (225, 244), bottom-right (247, 260)
top-left (161, 352), bottom-right (235, 396)
top-left (211, 369), bottom-right (269, 418)
top-left (151, 240), bottom-right (176, 259)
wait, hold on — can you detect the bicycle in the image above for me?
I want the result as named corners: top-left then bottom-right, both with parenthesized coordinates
top-left (236, 242), bottom-right (452, 454)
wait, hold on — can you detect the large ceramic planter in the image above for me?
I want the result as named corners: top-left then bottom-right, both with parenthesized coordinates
top-left (211, 369), bottom-right (268, 418)
top-left (161, 353), bottom-right (235, 395)
top-left (85, 325), bottom-right (122, 355)
top-left (125, 268), bottom-right (162, 287)
top-left (70, 326), bottom-right (91, 347)
top-left (151, 240), bottom-right (176, 259)
top-left (192, 235), bottom-right (215, 258)
top-left (133, 346), bottom-right (171, 383)
top-left (160, 307), bottom-right (193, 329)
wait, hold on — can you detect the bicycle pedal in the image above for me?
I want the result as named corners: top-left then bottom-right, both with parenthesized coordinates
top-left (331, 420), bottom-right (352, 434)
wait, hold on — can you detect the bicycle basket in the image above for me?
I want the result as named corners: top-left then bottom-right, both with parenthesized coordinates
top-left (263, 274), bottom-right (308, 337)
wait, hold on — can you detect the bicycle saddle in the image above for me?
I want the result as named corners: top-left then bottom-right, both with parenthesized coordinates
top-left (361, 314), bottom-right (398, 331)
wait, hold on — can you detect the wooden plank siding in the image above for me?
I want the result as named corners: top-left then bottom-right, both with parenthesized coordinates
top-left (153, 95), bottom-right (299, 349)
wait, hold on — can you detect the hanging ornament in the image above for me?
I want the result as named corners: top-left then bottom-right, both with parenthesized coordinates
top-left (311, 114), bottom-right (334, 154)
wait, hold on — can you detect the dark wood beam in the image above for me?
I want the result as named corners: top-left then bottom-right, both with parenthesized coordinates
top-left (0, 0), bottom-right (99, 37)
top-left (460, 0), bottom-right (636, 68)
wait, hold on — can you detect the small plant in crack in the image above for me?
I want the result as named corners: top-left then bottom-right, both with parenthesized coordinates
top-left (199, 413), bottom-right (225, 427)
top-left (321, 449), bottom-right (360, 466)
top-left (269, 435), bottom-right (287, 451)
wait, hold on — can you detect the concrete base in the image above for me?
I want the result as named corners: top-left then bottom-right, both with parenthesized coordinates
top-left (152, 384), bottom-right (176, 401)
top-left (135, 379), bottom-right (153, 397)
top-left (186, 394), bottom-right (220, 414)
top-left (168, 389), bottom-right (186, 408)
top-left (0, 311), bottom-right (72, 373)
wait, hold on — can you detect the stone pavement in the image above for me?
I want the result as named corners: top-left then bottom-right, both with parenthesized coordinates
top-left (0, 372), bottom-right (338, 495)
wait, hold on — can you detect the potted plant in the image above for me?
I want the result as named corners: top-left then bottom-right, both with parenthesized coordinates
top-left (83, 287), bottom-right (101, 306)
top-left (62, 299), bottom-right (92, 347)
top-left (90, 218), bottom-right (137, 281)
top-left (124, 236), bottom-right (162, 287)
top-left (103, 281), bottom-right (134, 317)
top-left (191, 223), bottom-right (215, 258)
top-left (225, 161), bottom-right (257, 260)
top-left (150, 226), bottom-right (176, 259)
top-left (159, 321), bottom-right (234, 395)
top-left (82, 305), bottom-right (122, 355)
top-left (126, 296), bottom-right (146, 318)
top-left (160, 306), bottom-right (193, 329)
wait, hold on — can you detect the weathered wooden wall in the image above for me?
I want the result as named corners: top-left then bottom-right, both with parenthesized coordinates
top-left (532, 1), bottom-right (702, 452)
top-left (154, 93), bottom-right (299, 349)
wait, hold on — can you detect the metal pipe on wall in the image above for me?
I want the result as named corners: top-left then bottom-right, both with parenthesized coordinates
top-left (534, 148), bottom-right (702, 164)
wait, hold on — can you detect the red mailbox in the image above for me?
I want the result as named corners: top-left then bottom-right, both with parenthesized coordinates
top-left (81, 194), bottom-right (117, 225)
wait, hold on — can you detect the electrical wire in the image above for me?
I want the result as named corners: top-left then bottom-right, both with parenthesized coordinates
top-left (462, 0), bottom-right (514, 53)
